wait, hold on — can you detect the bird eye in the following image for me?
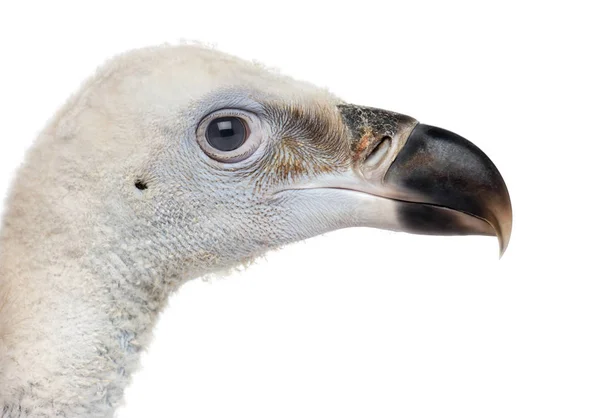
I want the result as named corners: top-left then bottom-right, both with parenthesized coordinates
top-left (206, 117), bottom-right (247, 151)
top-left (197, 110), bottom-right (263, 163)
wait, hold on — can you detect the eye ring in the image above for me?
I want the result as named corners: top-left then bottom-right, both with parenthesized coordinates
top-left (196, 109), bottom-right (263, 163)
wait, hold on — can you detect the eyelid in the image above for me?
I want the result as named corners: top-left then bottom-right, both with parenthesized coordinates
top-left (196, 109), bottom-right (264, 164)
top-left (202, 108), bottom-right (259, 122)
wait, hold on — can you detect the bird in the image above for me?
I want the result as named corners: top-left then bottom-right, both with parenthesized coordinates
top-left (0, 44), bottom-right (512, 417)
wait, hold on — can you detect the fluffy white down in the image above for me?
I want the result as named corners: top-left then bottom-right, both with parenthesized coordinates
top-left (0, 44), bottom-right (358, 417)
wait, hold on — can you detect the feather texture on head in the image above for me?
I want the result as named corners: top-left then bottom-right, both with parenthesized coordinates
top-left (0, 44), bottom-right (511, 417)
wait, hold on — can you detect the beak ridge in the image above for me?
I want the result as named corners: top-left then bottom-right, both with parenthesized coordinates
top-left (384, 123), bottom-right (513, 257)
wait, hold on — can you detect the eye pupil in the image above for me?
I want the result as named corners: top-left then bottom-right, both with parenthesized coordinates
top-left (206, 117), bottom-right (247, 151)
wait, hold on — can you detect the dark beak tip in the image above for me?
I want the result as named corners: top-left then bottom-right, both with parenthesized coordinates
top-left (498, 232), bottom-right (509, 259)
top-left (384, 123), bottom-right (513, 259)
top-left (497, 211), bottom-right (513, 259)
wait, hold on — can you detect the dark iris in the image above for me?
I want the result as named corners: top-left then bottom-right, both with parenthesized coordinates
top-left (206, 117), bottom-right (247, 151)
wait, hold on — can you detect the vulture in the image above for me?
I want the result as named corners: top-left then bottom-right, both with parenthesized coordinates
top-left (0, 44), bottom-right (512, 417)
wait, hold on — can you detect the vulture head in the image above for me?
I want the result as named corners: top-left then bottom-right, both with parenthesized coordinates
top-left (63, 45), bottom-right (510, 274)
top-left (0, 44), bottom-right (511, 416)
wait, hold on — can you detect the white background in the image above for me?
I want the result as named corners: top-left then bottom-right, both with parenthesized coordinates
top-left (1, 1), bottom-right (598, 417)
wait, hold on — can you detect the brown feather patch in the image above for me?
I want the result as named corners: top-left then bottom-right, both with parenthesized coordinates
top-left (251, 102), bottom-right (351, 191)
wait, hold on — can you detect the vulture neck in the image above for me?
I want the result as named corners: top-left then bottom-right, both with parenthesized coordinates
top-left (0, 202), bottom-right (180, 417)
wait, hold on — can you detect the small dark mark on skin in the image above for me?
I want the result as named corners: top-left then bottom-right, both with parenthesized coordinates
top-left (134, 180), bottom-right (148, 191)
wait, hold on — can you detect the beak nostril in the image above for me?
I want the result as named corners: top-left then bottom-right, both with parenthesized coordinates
top-left (364, 136), bottom-right (392, 168)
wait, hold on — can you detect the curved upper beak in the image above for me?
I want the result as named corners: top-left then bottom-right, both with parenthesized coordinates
top-left (336, 105), bottom-right (513, 257)
top-left (384, 123), bottom-right (512, 256)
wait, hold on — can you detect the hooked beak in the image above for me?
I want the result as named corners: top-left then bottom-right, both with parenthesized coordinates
top-left (384, 123), bottom-right (512, 256)
top-left (335, 105), bottom-right (513, 257)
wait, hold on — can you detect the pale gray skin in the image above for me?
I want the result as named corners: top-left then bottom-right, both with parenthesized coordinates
top-left (0, 45), bottom-right (511, 417)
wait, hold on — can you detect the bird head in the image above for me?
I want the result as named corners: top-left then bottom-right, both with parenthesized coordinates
top-left (20, 45), bottom-right (511, 282)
